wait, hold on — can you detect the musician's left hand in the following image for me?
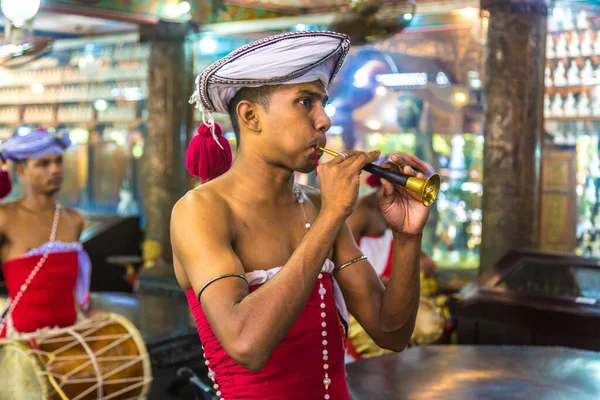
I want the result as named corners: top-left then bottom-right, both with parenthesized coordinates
top-left (379, 152), bottom-right (431, 236)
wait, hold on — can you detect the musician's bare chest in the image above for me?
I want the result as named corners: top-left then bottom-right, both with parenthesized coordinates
top-left (1, 209), bottom-right (80, 262)
top-left (230, 198), bottom-right (322, 272)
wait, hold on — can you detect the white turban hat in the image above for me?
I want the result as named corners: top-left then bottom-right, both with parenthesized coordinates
top-left (189, 31), bottom-right (351, 116)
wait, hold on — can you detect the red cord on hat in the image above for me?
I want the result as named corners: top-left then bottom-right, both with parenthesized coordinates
top-left (185, 122), bottom-right (232, 182)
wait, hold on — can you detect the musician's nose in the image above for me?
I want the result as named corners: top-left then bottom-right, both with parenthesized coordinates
top-left (315, 107), bottom-right (331, 133)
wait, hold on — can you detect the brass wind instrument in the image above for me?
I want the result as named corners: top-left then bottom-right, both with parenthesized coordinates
top-left (317, 146), bottom-right (441, 207)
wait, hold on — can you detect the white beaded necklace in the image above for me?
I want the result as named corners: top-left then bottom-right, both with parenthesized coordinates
top-left (203, 187), bottom-right (334, 399)
top-left (0, 202), bottom-right (61, 336)
top-left (295, 185), bottom-right (332, 398)
top-left (294, 186), bottom-right (311, 230)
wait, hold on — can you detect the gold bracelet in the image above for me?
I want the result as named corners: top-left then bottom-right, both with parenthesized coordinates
top-left (333, 255), bottom-right (367, 273)
top-left (198, 273), bottom-right (249, 301)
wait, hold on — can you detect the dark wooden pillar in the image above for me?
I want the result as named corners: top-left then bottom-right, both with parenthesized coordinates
top-left (479, 0), bottom-right (548, 272)
top-left (141, 21), bottom-right (193, 261)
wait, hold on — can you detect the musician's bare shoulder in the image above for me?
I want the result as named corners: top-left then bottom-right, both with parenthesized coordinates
top-left (0, 200), bottom-right (83, 239)
top-left (62, 207), bottom-right (85, 237)
top-left (171, 179), bottom-right (236, 290)
top-left (171, 179), bottom-right (234, 240)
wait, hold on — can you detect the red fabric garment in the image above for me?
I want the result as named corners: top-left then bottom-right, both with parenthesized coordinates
top-left (382, 239), bottom-right (394, 279)
top-left (186, 273), bottom-right (350, 400)
top-left (1, 251), bottom-right (78, 337)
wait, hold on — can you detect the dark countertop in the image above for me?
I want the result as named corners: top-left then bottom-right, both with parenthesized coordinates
top-left (346, 345), bottom-right (600, 400)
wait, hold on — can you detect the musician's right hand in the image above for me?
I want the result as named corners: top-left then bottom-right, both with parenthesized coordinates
top-left (317, 149), bottom-right (380, 218)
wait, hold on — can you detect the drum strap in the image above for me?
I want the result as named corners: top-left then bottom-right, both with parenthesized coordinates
top-left (25, 337), bottom-right (70, 400)
top-left (47, 375), bottom-right (69, 400)
top-left (0, 305), bottom-right (8, 321)
top-left (32, 349), bottom-right (70, 400)
top-left (28, 338), bottom-right (38, 350)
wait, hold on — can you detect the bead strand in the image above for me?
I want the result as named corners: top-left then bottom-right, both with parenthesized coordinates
top-left (294, 186), bottom-right (311, 230)
top-left (203, 345), bottom-right (224, 400)
top-left (0, 203), bottom-right (61, 335)
top-left (318, 273), bottom-right (331, 399)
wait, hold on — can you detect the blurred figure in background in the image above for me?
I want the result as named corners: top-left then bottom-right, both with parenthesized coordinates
top-left (348, 153), bottom-right (438, 281)
top-left (0, 130), bottom-right (91, 338)
top-left (345, 153), bottom-right (451, 361)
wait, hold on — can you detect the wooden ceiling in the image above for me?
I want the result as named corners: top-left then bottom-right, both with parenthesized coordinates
top-left (225, 0), bottom-right (346, 13)
top-left (223, 0), bottom-right (474, 14)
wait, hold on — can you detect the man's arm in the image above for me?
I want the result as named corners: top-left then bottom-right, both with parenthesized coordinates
top-left (332, 153), bottom-right (430, 352)
top-left (333, 221), bottom-right (420, 351)
top-left (171, 189), bottom-right (346, 372)
top-left (68, 208), bottom-right (87, 317)
top-left (346, 200), bottom-right (370, 242)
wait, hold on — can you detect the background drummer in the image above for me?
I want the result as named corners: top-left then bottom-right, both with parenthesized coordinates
top-left (347, 153), bottom-right (439, 284)
top-left (0, 129), bottom-right (91, 338)
top-left (345, 154), bottom-right (446, 361)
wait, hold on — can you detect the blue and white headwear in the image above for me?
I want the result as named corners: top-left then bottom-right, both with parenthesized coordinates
top-left (188, 31), bottom-right (351, 147)
top-left (184, 31), bottom-right (351, 183)
top-left (0, 130), bottom-right (71, 162)
top-left (0, 129), bottom-right (71, 199)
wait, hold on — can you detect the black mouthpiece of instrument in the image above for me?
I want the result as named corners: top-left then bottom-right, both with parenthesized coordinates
top-left (362, 163), bottom-right (409, 187)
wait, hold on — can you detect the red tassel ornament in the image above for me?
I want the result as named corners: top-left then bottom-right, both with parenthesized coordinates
top-left (185, 122), bottom-right (232, 182)
top-left (0, 167), bottom-right (12, 199)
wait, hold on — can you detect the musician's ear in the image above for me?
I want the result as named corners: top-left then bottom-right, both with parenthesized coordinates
top-left (236, 100), bottom-right (261, 134)
top-left (15, 159), bottom-right (28, 176)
